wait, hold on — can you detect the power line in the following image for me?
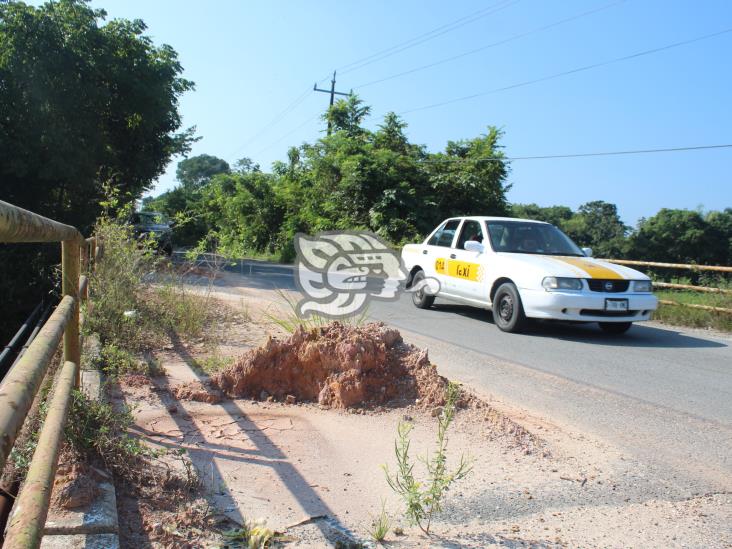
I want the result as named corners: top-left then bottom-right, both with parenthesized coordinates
top-left (420, 143), bottom-right (732, 163)
top-left (401, 26), bottom-right (732, 115)
top-left (254, 1), bottom-right (516, 161)
top-left (226, 86), bottom-right (312, 161)
top-left (338, 0), bottom-right (519, 76)
top-left (254, 113), bottom-right (322, 157)
top-left (353, 0), bottom-right (625, 90)
top-left (247, 0), bottom-right (522, 161)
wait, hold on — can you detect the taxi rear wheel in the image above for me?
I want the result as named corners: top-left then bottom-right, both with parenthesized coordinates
top-left (599, 321), bottom-right (632, 334)
top-left (492, 282), bottom-right (527, 333)
top-left (411, 270), bottom-right (435, 309)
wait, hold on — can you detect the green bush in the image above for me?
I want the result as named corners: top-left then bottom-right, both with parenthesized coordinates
top-left (87, 213), bottom-right (217, 354)
top-left (65, 390), bottom-right (153, 474)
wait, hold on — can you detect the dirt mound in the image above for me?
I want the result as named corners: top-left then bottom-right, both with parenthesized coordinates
top-left (121, 373), bottom-right (153, 388)
top-left (205, 322), bottom-right (450, 409)
top-left (172, 380), bottom-right (223, 404)
top-left (51, 460), bottom-right (101, 510)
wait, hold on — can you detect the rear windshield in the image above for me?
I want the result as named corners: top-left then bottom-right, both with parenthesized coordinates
top-left (487, 221), bottom-right (583, 256)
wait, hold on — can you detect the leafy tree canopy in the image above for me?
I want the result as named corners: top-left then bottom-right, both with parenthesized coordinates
top-left (149, 95), bottom-right (512, 259)
top-left (176, 154), bottom-right (230, 190)
top-left (0, 0), bottom-right (196, 228)
top-left (0, 0), bottom-right (195, 343)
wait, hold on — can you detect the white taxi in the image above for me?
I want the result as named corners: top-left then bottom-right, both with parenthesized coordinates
top-left (402, 217), bottom-right (657, 334)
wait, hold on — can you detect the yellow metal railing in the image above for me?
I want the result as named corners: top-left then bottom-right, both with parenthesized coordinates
top-left (0, 199), bottom-right (98, 548)
top-left (602, 257), bottom-right (732, 315)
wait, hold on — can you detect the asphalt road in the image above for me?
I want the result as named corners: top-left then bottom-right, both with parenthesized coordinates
top-left (220, 260), bottom-right (732, 494)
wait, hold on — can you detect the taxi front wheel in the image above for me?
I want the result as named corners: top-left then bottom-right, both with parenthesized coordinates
top-left (411, 270), bottom-right (435, 309)
top-left (492, 282), bottom-right (527, 333)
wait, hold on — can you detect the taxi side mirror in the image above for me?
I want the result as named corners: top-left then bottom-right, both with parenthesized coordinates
top-left (582, 247), bottom-right (593, 257)
top-left (464, 240), bottom-right (484, 253)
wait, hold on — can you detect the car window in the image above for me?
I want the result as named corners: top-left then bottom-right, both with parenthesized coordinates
top-left (456, 220), bottom-right (484, 250)
top-left (427, 219), bottom-right (461, 247)
top-left (486, 221), bottom-right (583, 256)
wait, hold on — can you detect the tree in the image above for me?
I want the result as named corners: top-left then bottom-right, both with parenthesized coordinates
top-left (628, 209), bottom-right (728, 265)
top-left (562, 201), bottom-right (628, 257)
top-left (511, 204), bottom-right (574, 226)
top-left (0, 0), bottom-right (194, 343)
top-left (145, 98), bottom-right (512, 261)
top-left (325, 95), bottom-right (371, 138)
top-left (176, 154), bottom-right (230, 190)
top-left (705, 208), bottom-right (732, 265)
top-left (0, 0), bottom-right (195, 227)
top-left (424, 127), bottom-right (510, 222)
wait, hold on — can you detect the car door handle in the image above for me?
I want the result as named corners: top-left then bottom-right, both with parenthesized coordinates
top-left (450, 254), bottom-right (456, 259)
top-left (422, 250), bottom-right (428, 255)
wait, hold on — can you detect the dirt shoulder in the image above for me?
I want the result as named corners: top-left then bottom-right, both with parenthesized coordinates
top-left (110, 273), bottom-right (730, 548)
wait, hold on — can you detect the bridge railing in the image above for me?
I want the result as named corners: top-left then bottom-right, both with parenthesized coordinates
top-left (0, 199), bottom-right (98, 549)
top-left (602, 258), bottom-right (732, 314)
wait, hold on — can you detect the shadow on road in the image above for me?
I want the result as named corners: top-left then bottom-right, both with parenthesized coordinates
top-left (428, 303), bottom-right (727, 350)
top-left (155, 330), bottom-right (357, 543)
top-left (178, 260), bottom-right (727, 351)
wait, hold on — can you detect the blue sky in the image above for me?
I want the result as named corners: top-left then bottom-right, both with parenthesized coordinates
top-left (91, 0), bottom-right (732, 226)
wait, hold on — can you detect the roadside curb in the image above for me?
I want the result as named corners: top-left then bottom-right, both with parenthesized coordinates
top-left (40, 335), bottom-right (120, 548)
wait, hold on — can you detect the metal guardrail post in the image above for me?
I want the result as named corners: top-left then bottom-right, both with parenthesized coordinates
top-left (79, 275), bottom-right (89, 302)
top-left (4, 360), bottom-right (78, 549)
top-left (0, 296), bottom-right (75, 472)
top-left (81, 239), bottom-right (89, 273)
top-left (62, 241), bottom-right (81, 387)
top-left (89, 237), bottom-right (97, 272)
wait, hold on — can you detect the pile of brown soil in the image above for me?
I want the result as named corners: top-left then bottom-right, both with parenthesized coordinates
top-left (51, 459), bottom-right (101, 510)
top-left (208, 322), bottom-right (451, 409)
top-left (121, 373), bottom-right (153, 388)
top-left (172, 380), bottom-right (223, 404)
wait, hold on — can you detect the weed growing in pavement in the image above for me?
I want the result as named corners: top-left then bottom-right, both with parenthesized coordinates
top-left (86, 214), bottom-right (159, 351)
top-left (66, 390), bottom-right (201, 497)
top-left (193, 353), bottom-right (234, 375)
top-left (98, 343), bottom-right (145, 377)
top-left (367, 499), bottom-right (392, 542)
top-left (3, 360), bottom-right (60, 484)
top-left (65, 390), bottom-right (155, 474)
top-left (223, 518), bottom-right (279, 548)
top-left (383, 382), bottom-right (472, 535)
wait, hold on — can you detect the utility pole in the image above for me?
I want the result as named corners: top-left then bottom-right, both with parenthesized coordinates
top-left (313, 70), bottom-right (351, 135)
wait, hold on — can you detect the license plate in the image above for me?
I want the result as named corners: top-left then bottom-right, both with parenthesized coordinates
top-left (605, 299), bottom-right (628, 312)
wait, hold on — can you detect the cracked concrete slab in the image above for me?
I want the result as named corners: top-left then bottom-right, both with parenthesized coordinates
top-left (40, 533), bottom-right (119, 549)
top-left (44, 478), bottom-right (118, 535)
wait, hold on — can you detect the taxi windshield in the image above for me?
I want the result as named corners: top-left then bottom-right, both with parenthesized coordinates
top-left (487, 221), bottom-right (584, 257)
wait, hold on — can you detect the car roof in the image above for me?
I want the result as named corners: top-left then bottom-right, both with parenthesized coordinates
top-left (446, 216), bottom-right (550, 224)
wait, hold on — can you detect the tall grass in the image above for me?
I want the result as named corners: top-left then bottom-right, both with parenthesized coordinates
top-left (263, 289), bottom-right (370, 333)
top-left (654, 289), bottom-right (732, 332)
top-left (87, 216), bottom-right (218, 355)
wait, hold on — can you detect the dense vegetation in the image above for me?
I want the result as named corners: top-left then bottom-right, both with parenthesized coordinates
top-left (2, 1), bottom-right (730, 345)
top-left (144, 96), bottom-right (732, 268)
top-left (145, 96), bottom-right (511, 262)
top-left (512, 202), bottom-right (732, 265)
top-left (0, 0), bottom-right (194, 344)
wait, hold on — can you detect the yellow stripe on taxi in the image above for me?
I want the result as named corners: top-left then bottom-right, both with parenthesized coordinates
top-left (550, 256), bottom-right (625, 279)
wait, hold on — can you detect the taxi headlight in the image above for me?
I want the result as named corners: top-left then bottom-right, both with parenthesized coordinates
top-left (633, 280), bottom-right (653, 293)
top-left (542, 277), bottom-right (583, 291)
